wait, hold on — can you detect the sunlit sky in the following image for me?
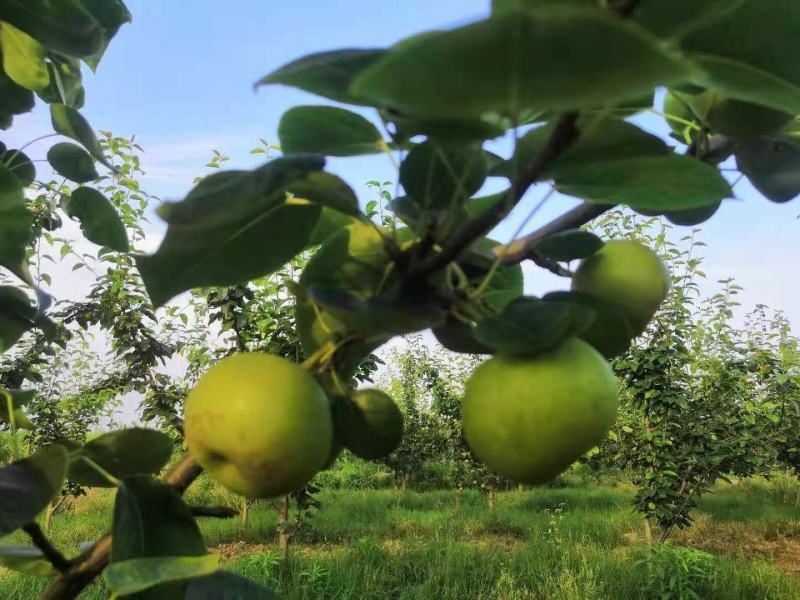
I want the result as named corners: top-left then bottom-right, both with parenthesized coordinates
top-left (6, 0), bottom-right (799, 335)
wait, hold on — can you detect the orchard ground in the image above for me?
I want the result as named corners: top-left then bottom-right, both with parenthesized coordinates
top-left (3, 462), bottom-right (800, 600)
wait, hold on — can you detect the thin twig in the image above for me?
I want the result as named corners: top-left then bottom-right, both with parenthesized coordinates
top-left (22, 523), bottom-right (71, 573)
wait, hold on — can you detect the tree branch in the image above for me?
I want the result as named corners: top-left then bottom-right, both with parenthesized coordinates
top-left (416, 112), bottom-right (580, 275)
top-left (42, 454), bottom-right (203, 600)
top-left (22, 523), bottom-right (70, 573)
top-left (495, 136), bottom-right (738, 264)
top-left (190, 505), bottom-right (239, 519)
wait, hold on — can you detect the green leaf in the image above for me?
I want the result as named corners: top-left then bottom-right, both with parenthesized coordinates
top-left (555, 155), bottom-right (732, 210)
top-left (400, 141), bottom-right (487, 210)
top-left (111, 478), bottom-right (208, 599)
top-left (385, 111), bottom-right (508, 143)
top-left (665, 201), bottom-right (722, 226)
top-left (136, 157), bottom-right (326, 308)
top-left (0, 287), bottom-right (37, 352)
top-left (493, 118), bottom-right (668, 179)
top-left (279, 105), bottom-right (383, 157)
top-left (0, 445), bottom-right (68, 535)
top-left (530, 230), bottom-right (604, 262)
top-left (0, 65), bottom-right (34, 122)
top-left (185, 571), bottom-right (280, 599)
top-left (2, 148), bottom-right (35, 186)
top-left (105, 555), bottom-right (219, 598)
top-left (309, 208), bottom-right (357, 247)
top-left (433, 317), bottom-right (493, 355)
top-left (63, 187), bottom-right (129, 252)
top-left (38, 55), bottom-right (85, 108)
top-left (0, 545), bottom-right (54, 576)
top-left (0, 166), bottom-right (33, 282)
top-left (257, 48), bottom-right (386, 105)
top-left (682, 0), bottom-right (800, 115)
top-left (543, 291), bottom-right (633, 358)
top-left (69, 428), bottom-right (173, 488)
top-left (0, 22), bottom-right (49, 91)
top-left (635, 0), bottom-right (743, 38)
top-left (307, 286), bottom-right (445, 338)
top-left (286, 171), bottom-right (360, 216)
top-left (50, 103), bottom-right (114, 169)
top-left (351, 9), bottom-right (690, 118)
top-left (47, 142), bottom-right (98, 183)
top-left (736, 138), bottom-right (800, 203)
top-left (0, 0), bottom-right (105, 58)
top-left (79, 0), bottom-right (132, 69)
top-left (474, 297), bottom-right (595, 357)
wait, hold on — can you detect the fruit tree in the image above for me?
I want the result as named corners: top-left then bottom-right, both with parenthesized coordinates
top-left (1, 1), bottom-right (799, 598)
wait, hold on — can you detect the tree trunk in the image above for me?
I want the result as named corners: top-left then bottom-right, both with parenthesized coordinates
top-left (241, 498), bottom-right (251, 533)
top-left (278, 496), bottom-right (291, 565)
top-left (487, 488), bottom-right (496, 510)
top-left (46, 496), bottom-right (66, 534)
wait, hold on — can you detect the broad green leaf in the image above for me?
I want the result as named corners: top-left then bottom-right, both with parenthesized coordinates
top-left (185, 571), bottom-right (280, 599)
top-left (63, 187), bottom-right (129, 252)
top-left (400, 141), bottom-right (487, 210)
top-left (493, 118), bottom-right (668, 179)
top-left (474, 297), bottom-right (595, 357)
top-left (50, 103), bottom-right (114, 169)
top-left (0, 65), bottom-right (34, 121)
top-left (0, 445), bottom-right (68, 535)
top-left (0, 0), bottom-right (105, 58)
top-left (300, 221), bottom-right (393, 301)
top-left (460, 239), bottom-right (525, 313)
top-left (682, 0), bottom-right (800, 115)
top-left (38, 55), bottom-right (85, 108)
top-left (492, 0), bottom-right (595, 15)
top-left (387, 196), bottom-right (420, 229)
top-left (136, 157), bottom-right (327, 307)
top-left (286, 171), bottom-right (360, 216)
top-left (111, 477), bottom-right (207, 600)
top-left (351, 9), bottom-right (690, 118)
top-left (79, 0), bottom-right (132, 69)
top-left (543, 291), bottom-right (633, 358)
top-left (47, 142), bottom-right (98, 183)
top-left (309, 207), bottom-right (357, 247)
top-left (665, 201), bottom-right (722, 226)
top-left (433, 317), bottom-right (493, 355)
top-left (465, 192), bottom-right (505, 219)
top-left (2, 148), bottom-right (35, 185)
top-left (0, 545), bottom-right (54, 576)
top-left (0, 22), bottom-right (49, 91)
top-left (635, 0), bottom-right (743, 38)
top-left (555, 155), bottom-right (732, 210)
top-left (0, 287), bottom-right (36, 352)
top-left (105, 555), bottom-right (219, 598)
top-left (257, 48), bottom-right (386, 105)
top-left (0, 162), bottom-right (34, 280)
top-left (279, 105), bottom-right (383, 157)
top-left (69, 428), bottom-right (173, 488)
top-left (307, 286), bottom-right (445, 337)
top-left (386, 111), bottom-right (508, 143)
top-left (530, 230), bottom-right (604, 262)
top-left (736, 138), bottom-right (800, 203)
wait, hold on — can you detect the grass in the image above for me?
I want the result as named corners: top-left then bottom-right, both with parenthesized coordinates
top-left (2, 476), bottom-right (800, 599)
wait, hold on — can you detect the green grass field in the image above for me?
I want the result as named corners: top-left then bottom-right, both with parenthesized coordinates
top-left (3, 476), bottom-right (800, 599)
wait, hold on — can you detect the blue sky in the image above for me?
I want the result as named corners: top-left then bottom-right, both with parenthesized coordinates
top-left (7, 0), bottom-right (800, 330)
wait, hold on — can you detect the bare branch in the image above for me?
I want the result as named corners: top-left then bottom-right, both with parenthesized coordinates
top-left (22, 523), bottom-right (70, 573)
